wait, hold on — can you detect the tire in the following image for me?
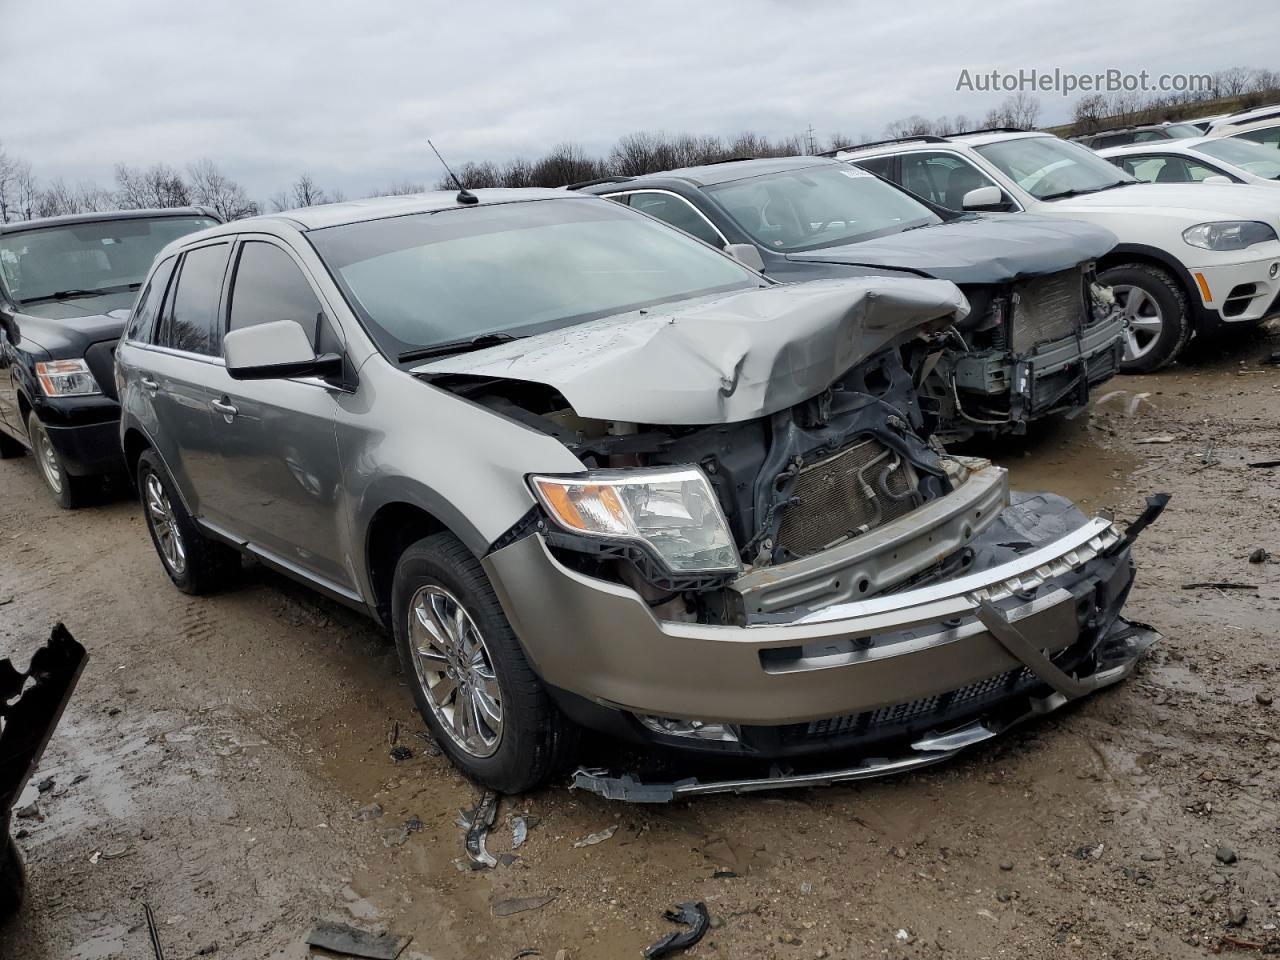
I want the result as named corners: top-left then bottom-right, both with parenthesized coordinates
top-left (0, 833), bottom-right (25, 923)
top-left (137, 448), bottom-right (239, 595)
top-left (0, 428), bottom-right (24, 459)
top-left (391, 532), bottom-right (575, 793)
top-left (27, 410), bottom-right (90, 509)
top-left (1099, 263), bottom-right (1191, 374)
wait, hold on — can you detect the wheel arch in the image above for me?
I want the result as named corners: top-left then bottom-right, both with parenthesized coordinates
top-left (362, 491), bottom-right (492, 629)
top-left (1097, 243), bottom-right (1212, 329)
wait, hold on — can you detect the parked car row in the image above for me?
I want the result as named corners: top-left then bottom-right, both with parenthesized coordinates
top-left (8, 118), bottom-right (1276, 794)
top-left (834, 130), bottom-right (1280, 372)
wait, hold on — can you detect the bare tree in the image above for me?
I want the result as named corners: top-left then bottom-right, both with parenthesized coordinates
top-left (114, 163), bottom-right (191, 209)
top-left (883, 115), bottom-right (936, 139)
top-left (289, 173), bottom-right (328, 208)
top-left (12, 161), bottom-right (37, 222)
top-left (186, 159), bottom-right (257, 220)
top-left (0, 142), bottom-right (14, 223)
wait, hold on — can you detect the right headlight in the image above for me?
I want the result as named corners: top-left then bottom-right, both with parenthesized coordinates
top-left (35, 359), bottom-right (100, 397)
top-left (1181, 221), bottom-right (1278, 251)
top-left (529, 467), bottom-right (740, 575)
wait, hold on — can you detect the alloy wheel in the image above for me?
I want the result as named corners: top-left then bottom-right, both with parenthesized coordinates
top-left (31, 421), bottom-right (63, 496)
top-left (145, 472), bottom-right (187, 576)
top-left (407, 585), bottom-right (503, 758)
top-left (1113, 283), bottom-right (1164, 363)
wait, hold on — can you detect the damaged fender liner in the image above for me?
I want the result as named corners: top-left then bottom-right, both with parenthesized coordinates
top-left (571, 619), bottom-right (1161, 802)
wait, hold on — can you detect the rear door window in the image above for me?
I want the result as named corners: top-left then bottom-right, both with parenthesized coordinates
top-left (160, 243), bottom-right (230, 357)
top-left (126, 255), bottom-right (176, 344)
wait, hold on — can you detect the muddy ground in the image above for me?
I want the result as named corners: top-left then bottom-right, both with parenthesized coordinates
top-left (2, 323), bottom-right (1277, 960)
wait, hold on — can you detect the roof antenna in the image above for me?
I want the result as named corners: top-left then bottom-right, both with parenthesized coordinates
top-left (428, 139), bottom-right (479, 206)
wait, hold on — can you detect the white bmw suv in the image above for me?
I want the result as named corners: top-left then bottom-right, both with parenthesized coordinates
top-left (839, 131), bottom-right (1280, 371)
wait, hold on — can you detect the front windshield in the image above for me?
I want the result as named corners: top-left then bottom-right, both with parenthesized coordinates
top-left (1195, 138), bottom-right (1280, 178)
top-left (0, 216), bottom-right (217, 303)
top-left (1164, 123), bottom-right (1204, 139)
top-left (976, 137), bottom-right (1136, 200)
top-left (307, 197), bottom-right (759, 358)
top-left (704, 164), bottom-right (941, 252)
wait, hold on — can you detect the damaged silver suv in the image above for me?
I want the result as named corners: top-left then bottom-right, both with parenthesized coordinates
top-left (115, 189), bottom-right (1163, 796)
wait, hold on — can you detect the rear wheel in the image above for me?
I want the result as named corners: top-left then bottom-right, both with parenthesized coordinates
top-left (391, 532), bottom-right (575, 793)
top-left (137, 449), bottom-right (239, 594)
top-left (1100, 263), bottom-right (1191, 374)
top-left (27, 411), bottom-right (89, 509)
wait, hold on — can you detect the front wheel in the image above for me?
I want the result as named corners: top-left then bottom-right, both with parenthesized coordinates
top-left (27, 411), bottom-right (89, 509)
top-left (1100, 263), bottom-right (1191, 374)
top-left (391, 532), bottom-right (575, 793)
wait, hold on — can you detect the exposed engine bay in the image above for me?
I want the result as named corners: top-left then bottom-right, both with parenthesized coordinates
top-left (430, 346), bottom-right (962, 620)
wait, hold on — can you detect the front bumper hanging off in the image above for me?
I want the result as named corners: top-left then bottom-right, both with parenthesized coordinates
top-left (571, 616), bottom-right (1160, 803)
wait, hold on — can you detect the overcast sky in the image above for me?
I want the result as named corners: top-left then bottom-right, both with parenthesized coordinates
top-left (6, 0), bottom-right (1276, 202)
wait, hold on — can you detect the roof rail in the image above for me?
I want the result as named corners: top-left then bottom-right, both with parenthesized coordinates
top-left (565, 175), bottom-right (635, 191)
top-left (1224, 101), bottom-right (1280, 119)
top-left (820, 134), bottom-right (948, 157)
top-left (946, 126), bottom-right (1030, 138)
top-left (704, 155), bottom-right (757, 165)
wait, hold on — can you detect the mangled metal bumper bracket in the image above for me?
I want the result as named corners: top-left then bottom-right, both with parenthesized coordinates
top-left (570, 618), bottom-right (1162, 803)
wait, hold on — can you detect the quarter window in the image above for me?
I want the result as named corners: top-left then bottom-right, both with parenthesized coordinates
top-left (626, 192), bottom-right (725, 248)
top-left (228, 241), bottom-right (326, 348)
top-left (160, 244), bottom-right (230, 357)
top-left (127, 256), bottom-right (176, 344)
top-left (852, 155), bottom-right (895, 179)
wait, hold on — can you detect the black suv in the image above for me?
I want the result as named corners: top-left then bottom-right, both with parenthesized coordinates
top-left (0, 208), bottom-right (219, 506)
top-left (576, 157), bottom-right (1124, 441)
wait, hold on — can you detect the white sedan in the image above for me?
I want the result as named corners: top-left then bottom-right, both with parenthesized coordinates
top-left (1098, 136), bottom-right (1280, 189)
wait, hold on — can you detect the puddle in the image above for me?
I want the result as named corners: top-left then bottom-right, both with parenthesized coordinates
top-left (957, 414), bottom-right (1139, 510)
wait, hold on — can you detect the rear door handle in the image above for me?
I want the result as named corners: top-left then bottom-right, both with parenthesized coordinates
top-left (210, 398), bottom-right (239, 421)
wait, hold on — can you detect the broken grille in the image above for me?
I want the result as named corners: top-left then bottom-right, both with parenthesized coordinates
top-left (774, 437), bottom-right (918, 559)
top-left (778, 666), bottom-right (1038, 744)
top-left (1010, 269), bottom-right (1084, 354)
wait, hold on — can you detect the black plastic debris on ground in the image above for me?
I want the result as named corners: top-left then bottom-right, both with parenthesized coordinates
top-left (644, 902), bottom-right (710, 958)
top-left (305, 920), bottom-right (412, 959)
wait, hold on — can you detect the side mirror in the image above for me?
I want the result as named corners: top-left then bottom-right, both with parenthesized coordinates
top-left (224, 319), bottom-right (342, 381)
top-left (1202, 175), bottom-right (1233, 185)
top-left (0, 308), bottom-right (17, 343)
top-left (961, 185), bottom-right (1005, 211)
top-left (725, 243), bottom-right (765, 273)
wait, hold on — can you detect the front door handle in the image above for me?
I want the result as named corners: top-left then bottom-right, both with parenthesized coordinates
top-left (140, 376), bottom-right (160, 393)
top-left (210, 397), bottom-right (239, 421)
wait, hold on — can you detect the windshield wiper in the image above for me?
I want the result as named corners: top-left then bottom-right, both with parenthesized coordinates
top-left (22, 282), bottom-right (141, 304)
top-left (1039, 181), bottom-right (1134, 201)
top-left (398, 333), bottom-right (522, 364)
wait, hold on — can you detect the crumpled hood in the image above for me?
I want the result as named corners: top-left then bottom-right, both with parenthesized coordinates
top-left (1048, 181), bottom-right (1280, 223)
top-left (414, 277), bottom-right (968, 425)
top-left (784, 214), bottom-right (1116, 284)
